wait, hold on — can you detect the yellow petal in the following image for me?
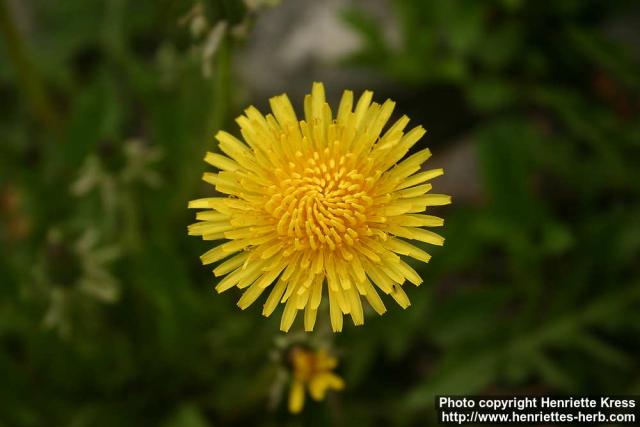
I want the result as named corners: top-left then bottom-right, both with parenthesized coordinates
top-left (288, 379), bottom-right (305, 414)
top-left (309, 373), bottom-right (345, 401)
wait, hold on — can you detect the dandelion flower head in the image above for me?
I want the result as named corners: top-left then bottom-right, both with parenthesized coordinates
top-left (188, 82), bottom-right (451, 332)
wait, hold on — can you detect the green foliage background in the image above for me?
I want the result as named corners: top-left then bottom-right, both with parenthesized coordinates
top-left (1, 0), bottom-right (639, 425)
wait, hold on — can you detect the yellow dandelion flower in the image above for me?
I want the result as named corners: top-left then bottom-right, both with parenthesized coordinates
top-left (188, 82), bottom-right (451, 332)
top-left (287, 347), bottom-right (344, 414)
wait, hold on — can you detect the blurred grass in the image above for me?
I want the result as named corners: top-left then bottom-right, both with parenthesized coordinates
top-left (1, 0), bottom-right (640, 426)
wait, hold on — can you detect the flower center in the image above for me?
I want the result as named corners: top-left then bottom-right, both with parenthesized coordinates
top-left (265, 150), bottom-right (375, 252)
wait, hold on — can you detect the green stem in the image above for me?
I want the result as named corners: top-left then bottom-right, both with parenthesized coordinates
top-left (0, 0), bottom-right (59, 131)
top-left (209, 34), bottom-right (232, 132)
top-left (174, 34), bottom-right (234, 217)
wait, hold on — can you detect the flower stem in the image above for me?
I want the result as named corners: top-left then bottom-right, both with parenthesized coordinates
top-left (0, 0), bottom-right (60, 132)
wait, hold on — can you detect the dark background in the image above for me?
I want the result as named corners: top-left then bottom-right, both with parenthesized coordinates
top-left (1, 0), bottom-right (639, 426)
